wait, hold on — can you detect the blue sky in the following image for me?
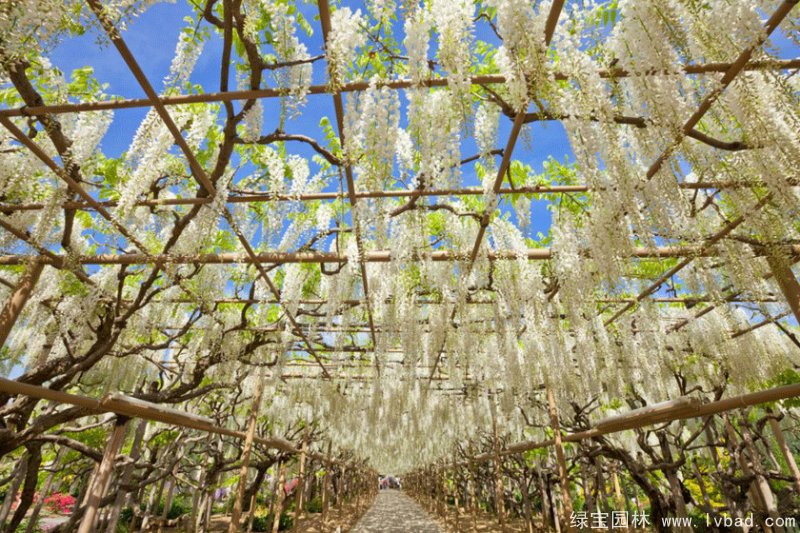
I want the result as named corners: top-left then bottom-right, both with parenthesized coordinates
top-left (46, 0), bottom-right (570, 244)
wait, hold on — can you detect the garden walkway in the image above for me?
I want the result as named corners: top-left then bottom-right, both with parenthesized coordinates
top-left (350, 490), bottom-right (442, 533)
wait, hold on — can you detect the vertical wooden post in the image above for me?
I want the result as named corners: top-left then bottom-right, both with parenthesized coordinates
top-left (610, 463), bottom-right (624, 512)
top-left (104, 419), bottom-right (148, 533)
top-left (321, 441), bottom-right (332, 531)
top-left (467, 444), bottom-right (478, 533)
top-left (765, 248), bottom-right (800, 322)
top-left (271, 462), bottom-right (286, 533)
top-left (551, 478), bottom-right (563, 533)
top-left (228, 372), bottom-right (265, 533)
top-left (547, 387), bottom-right (574, 531)
top-left (490, 399), bottom-right (506, 529)
top-left (293, 429), bottom-right (308, 530)
top-left (440, 467), bottom-right (449, 527)
top-left (244, 493), bottom-right (257, 533)
top-left (337, 463), bottom-right (347, 506)
top-left (452, 451), bottom-right (460, 516)
top-left (0, 260), bottom-right (44, 348)
top-left (78, 416), bottom-right (129, 533)
top-left (766, 408), bottom-right (800, 493)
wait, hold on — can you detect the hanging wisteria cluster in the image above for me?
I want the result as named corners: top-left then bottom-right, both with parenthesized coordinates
top-left (0, 0), bottom-right (799, 479)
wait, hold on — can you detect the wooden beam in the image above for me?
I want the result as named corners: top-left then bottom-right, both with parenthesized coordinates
top-left (0, 59), bottom-right (796, 119)
top-left (469, 382), bottom-right (800, 463)
top-left (0, 378), bottom-right (337, 464)
top-left (2, 244), bottom-right (797, 267)
top-left (0, 180), bottom-right (790, 214)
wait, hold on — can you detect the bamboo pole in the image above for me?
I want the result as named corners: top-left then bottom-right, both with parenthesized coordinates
top-left (78, 416), bottom-right (129, 533)
top-left (610, 463), bottom-right (624, 512)
top-left (468, 444), bottom-right (478, 533)
top-left (229, 373), bottom-right (266, 533)
top-left (0, 260), bottom-right (44, 348)
top-left (317, 0), bottom-right (380, 365)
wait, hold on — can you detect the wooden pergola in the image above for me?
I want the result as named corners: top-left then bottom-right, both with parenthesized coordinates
top-left (1, 0), bottom-right (800, 530)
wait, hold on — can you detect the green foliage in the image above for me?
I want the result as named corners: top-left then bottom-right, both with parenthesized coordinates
top-left (762, 369), bottom-right (800, 408)
top-left (252, 512), bottom-right (293, 532)
top-left (305, 496), bottom-right (323, 513)
top-left (17, 519), bottom-right (44, 533)
top-left (153, 497), bottom-right (192, 520)
top-left (57, 271), bottom-right (90, 298)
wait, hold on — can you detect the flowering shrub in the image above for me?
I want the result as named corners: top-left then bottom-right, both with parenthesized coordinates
top-left (43, 493), bottom-right (75, 514)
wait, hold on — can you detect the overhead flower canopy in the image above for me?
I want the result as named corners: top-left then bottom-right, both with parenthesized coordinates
top-left (0, 0), bottom-right (799, 474)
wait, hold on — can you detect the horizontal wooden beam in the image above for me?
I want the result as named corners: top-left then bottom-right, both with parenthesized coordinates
top-left (145, 296), bottom-right (776, 307)
top-left (472, 382), bottom-right (800, 462)
top-left (0, 180), bottom-right (774, 214)
top-left (0, 377), bottom-right (336, 464)
top-left (1, 245), bottom-right (798, 266)
top-left (0, 59), bottom-right (796, 118)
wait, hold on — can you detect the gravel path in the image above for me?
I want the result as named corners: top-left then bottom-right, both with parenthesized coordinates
top-left (350, 490), bottom-right (442, 533)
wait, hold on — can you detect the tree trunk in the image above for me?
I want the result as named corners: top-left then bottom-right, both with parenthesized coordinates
top-left (767, 409), bottom-right (800, 493)
top-left (657, 435), bottom-right (690, 533)
top-left (26, 448), bottom-right (64, 533)
top-left (0, 453), bottom-right (28, 528)
top-left (5, 442), bottom-right (42, 533)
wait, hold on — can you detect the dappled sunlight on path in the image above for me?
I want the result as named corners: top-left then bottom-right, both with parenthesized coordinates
top-left (350, 490), bottom-right (442, 533)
